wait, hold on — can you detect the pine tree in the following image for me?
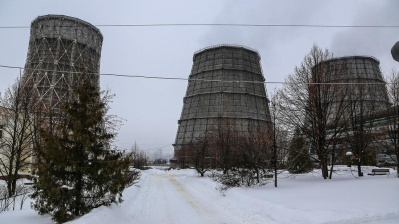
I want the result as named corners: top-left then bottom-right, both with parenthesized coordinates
top-left (31, 74), bottom-right (130, 223)
top-left (287, 129), bottom-right (313, 174)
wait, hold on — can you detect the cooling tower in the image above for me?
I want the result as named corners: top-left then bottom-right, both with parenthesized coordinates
top-left (173, 44), bottom-right (272, 153)
top-left (22, 14), bottom-right (103, 114)
top-left (314, 56), bottom-right (390, 116)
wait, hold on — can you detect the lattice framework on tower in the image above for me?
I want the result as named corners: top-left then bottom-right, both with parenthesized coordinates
top-left (22, 14), bottom-right (103, 115)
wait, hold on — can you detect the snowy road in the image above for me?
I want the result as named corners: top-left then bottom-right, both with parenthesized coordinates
top-left (127, 169), bottom-right (271, 224)
top-left (2, 167), bottom-right (398, 224)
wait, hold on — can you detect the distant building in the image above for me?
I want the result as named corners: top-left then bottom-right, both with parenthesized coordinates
top-left (313, 56), bottom-right (390, 121)
top-left (309, 56), bottom-right (392, 166)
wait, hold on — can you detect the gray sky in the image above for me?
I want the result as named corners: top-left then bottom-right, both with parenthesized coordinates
top-left (0, 0), bottom-right (398, 155)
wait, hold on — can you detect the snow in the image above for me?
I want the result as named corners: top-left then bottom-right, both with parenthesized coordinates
top-left (1, 166), bottom-right (398, 224)
top-left (0, 197), bottom-right (53, 224)
top-left (61, 185), bottom-right (74, 190)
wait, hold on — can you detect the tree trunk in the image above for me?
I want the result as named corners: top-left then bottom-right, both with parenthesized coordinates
top-left (329, 151), bottom-right (335, 179)
top-left (75, 170), bottom-right (83, 216)
top-left (7, 151), bottom-right (15, 197)
top-left (11, 180), bottom-right (16, 196)
top-left (329, 163), bottom-right (334, 179)
top-left (357, 157), bottom-right (362, 177)
top-left (321, 161), bottom-right (328, 179)
top-left (397, 163), bottom-right (399, 178)
top-left (7, 181), bottom-right (12, 197)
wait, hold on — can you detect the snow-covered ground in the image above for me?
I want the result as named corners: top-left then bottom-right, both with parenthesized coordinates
top-left (1, 166), bottom-right (398, 224)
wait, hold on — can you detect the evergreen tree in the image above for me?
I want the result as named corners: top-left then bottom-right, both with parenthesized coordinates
top-left (287, 129), bottom-right (313, 174)
top-left (31, 75), bottom-right (130, 223)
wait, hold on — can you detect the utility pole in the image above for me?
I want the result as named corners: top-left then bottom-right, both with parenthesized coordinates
top-left (274, 120), bottom-right (277, 187)
top-left (272, 101), bottom-right (278, 188)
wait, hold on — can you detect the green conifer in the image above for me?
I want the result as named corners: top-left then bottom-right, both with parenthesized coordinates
top-left (32, 74), bottom-right (130, 223)
top-left (287, 129), bottom-right (313, 174)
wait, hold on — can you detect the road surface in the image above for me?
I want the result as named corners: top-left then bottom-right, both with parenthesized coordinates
top-left (128, 169), bottom-right (271, 224)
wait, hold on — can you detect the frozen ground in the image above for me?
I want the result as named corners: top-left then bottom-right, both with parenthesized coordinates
top-left (1, 166), bottom-right (398, 224)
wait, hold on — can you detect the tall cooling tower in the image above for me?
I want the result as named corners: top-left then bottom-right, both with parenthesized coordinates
top-left (173, 44), bottom-right (272, 154)
top-left (313, 56), bottom-right (390, 115)
top-left (22, 14), bottom-right (103, 114)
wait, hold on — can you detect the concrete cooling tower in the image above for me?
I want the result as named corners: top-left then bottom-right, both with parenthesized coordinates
top-left (173, 44), bottom-right (272, 154)
top-left (313, 56), bottom-right (390, 115)
top-left (22, 14), bottom-right (103, 114)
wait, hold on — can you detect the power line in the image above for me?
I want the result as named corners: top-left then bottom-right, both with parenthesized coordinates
top-left (1, 23), bottom-right (399, 29)
top-left (0, 64), bottom-right (270, 84)
top-left (0, 64), bottom-right (394, 85)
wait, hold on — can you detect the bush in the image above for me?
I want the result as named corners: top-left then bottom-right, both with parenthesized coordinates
top-left (211, 168), bottom-right (272, 192)
top-left (287, 130), bottom-right (313, 174)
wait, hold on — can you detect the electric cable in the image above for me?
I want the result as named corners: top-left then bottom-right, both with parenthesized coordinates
top-left (1, 23), bottom-right (399, 29)
top-left (0, 64), bottom-right (393, 85)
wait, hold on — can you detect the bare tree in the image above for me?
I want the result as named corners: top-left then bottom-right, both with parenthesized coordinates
top-left (186, 135), bottom-right (212, 177)
top-left (382, 69), bottom-right (399, 176)
top-left (276, 44), bottom-right (348, 179)
top-left (269, 92), bottom-right (292, 187)
top-left (128, 142), bottom-right (148, 169)
top-left (239, 121), bottom-right (272, 185)
top-left (211, 116), bottom-right (239, 175)
top-left (0, 179), bottom-right (32, 212)
top-left (269, 92), bottom-right (291, 170)
top-left (344, 82), bottom-right (378, 176)
top-left (0, 77), bottom-right (36, 197)
top-left (0, 185), bottom-right (12, 212)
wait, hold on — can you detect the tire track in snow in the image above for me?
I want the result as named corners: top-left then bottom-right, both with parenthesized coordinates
top-left (163, 172), bottom-right (267, 224)
top-left (132, 170), bottom-right (272, 224)
top-left (167, 177), bottom-right (225, 223)
top-left (129, 172), bottom-right (175, 223)
top-left (149, 172), bottom-right (234, 224)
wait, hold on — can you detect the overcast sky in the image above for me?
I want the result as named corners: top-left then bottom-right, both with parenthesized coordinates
top-left (0, 0), bottom-right (398, 155)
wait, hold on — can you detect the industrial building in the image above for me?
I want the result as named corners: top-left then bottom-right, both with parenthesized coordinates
top-left (313, 56), bottom-right (390, 117)
top-left (22, 14), bottom-right (103, 115)
top-left (173, 44), bottom-right (272, 160)
top-left (312, 56), bottom-right (392, 166)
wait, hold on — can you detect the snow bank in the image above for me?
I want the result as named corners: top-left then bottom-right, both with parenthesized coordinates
top-left (222, 167), bottom-right (399, 223)
top-left (1, 166), bottom-right (398, 224)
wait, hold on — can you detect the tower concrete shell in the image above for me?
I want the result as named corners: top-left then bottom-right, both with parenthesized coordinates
top-left (22, 14), bottom-right (103, 114)
top-left (173, 44), bottom-right (272, 153)
top-left (314, 56), bottom-right (390, 117)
